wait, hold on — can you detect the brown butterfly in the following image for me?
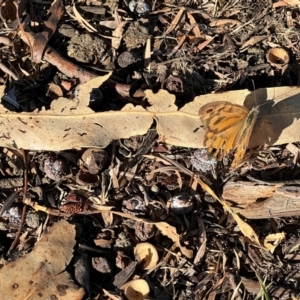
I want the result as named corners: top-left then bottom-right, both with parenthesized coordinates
top-left (199, 101), bottom-right (259, 168)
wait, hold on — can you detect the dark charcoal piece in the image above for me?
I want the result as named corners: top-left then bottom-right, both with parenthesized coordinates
top-left (74, 252), bottom-right (91, 293)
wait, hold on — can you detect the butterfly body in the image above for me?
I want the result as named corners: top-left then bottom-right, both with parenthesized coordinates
top-left (199, 101), bottom-right (259, 168)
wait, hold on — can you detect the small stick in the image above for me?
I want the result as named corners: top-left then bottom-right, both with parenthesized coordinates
top-left (18, 27), bottom-right (98, 83)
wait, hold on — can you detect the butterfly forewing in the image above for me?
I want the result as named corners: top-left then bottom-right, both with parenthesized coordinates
top-left (199, 101), bottom-right (259, 167)
top-left (199, 102), bottom-right (249, 133)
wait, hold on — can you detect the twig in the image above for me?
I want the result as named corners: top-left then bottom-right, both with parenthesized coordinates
top-left (0, 61), bottom-right (19, 80)
top-left (18, 27), bottom-right (98, 83)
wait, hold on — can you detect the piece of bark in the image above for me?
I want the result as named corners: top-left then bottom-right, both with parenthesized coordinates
top-left (224, 180), bottom-right (300, 219)
top-left (223, 181), bottom-right (279, 205)
top-left (113, 261), bottom-right (137, 288)
top-left (238, 194), bottom-right (300, 219)
top-left (223, 180), bottom-right (300, 205)
top-left (74, 252), bottom-right (91, 293)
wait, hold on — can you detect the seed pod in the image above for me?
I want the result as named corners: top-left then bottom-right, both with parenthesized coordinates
top-left (80, 149), bottom-right (108, 174)
top-left (44, 156), bottom-right (68, 181)
top-left (124, 279), bottom-right (150, 300)
top-left (134, 242), bottom-right (158, 270)
top-left (76, 171), bottom-right (101, 187)
top-left (266, 48), bottom-right (289, 69)
top-left (122, 195), bottom-right (146, 216)
top-left (169, 192), bottom-right (193, 215)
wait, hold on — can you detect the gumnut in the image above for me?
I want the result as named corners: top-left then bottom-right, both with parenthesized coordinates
top-left (124, 279), bottom-right (150, 300)
top-left (134, 242), bottom-right (159, 270)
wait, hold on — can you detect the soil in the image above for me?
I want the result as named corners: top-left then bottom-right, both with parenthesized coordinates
top-left (0, 0), bottom-right (300, 299)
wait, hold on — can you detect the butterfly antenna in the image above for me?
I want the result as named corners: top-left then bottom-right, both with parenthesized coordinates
top-left (251, 79), bottom-right (257, 106)
top-left (251, 79), bottom-right (273, 109)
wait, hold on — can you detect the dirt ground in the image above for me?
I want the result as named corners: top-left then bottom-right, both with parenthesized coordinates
top-left (0, 0), bottom-right (299, 299)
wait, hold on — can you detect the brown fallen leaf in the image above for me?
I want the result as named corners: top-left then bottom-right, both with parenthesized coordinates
top-left (186, 11), bottom-right (201, 37)
top-left (209, 19), bottom-right (242, 27)
top-left (240, 36), bottom-right (267, 50)
top-left (0, 220), bottom-right (84, 299)
top-left (164, 7), bottom-right (185, 36)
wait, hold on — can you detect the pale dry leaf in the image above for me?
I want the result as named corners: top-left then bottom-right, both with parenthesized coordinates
top-left (167, 86), bottom-right (300, 148)
top-left (145, 89), bottom-right (178, 113)
top-left (0, 83), bottom-right (300, 151)
top-left (32, 272), bottom-right (85, 300)
top-left (240, 36), bottom-right (267, 50)
top-left (72, 4), bottom-right (97, 32)
top-left (195, 175), bottom-right (263, 248)
top-left (99, 20), bottom-right (117, 28)
top-left (262, 232), bottom-right (286, 253)
top-left (77, 73), bottom-right (112, 108)
top-left (40, 74), bottom-right (112, 115)
top-left (96, 210), bottom-right (193, 258)
top-left (144, 38), bottom-right (151, 69)
top-left (0, 104), bottom-right (151, 151)
top-left (5, 108), bottom-right (150, 150)
top-left (111, 9), bottom-right (127, 49)
top-left (102, 211), bottom-right (113, 227)
top-left (0, 220), bottom-right (84, 299)
top-left (90, 204), bottom-right (114, 210)
top-left (110, 168), bottom-right (120, 189)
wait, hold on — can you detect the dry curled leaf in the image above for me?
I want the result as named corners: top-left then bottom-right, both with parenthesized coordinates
top-left (266, 48), bottom-right (290, 69)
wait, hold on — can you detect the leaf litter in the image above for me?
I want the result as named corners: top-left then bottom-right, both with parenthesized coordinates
top-left (1, 0), bottom-right (300, 299)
